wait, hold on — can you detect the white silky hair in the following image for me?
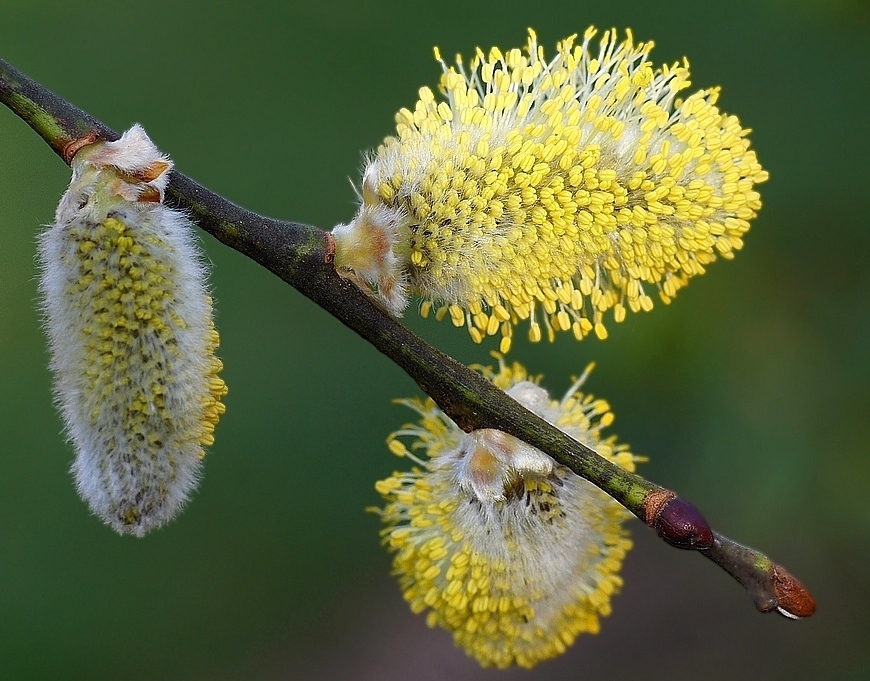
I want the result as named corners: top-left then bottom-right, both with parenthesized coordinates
top-left (39, 125), bottom-right (217, 536)
top-left (431, 376), bottom-right (627, 630)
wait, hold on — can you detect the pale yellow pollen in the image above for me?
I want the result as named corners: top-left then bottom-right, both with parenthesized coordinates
top-left (68, 215), bottom-right (227, 471)
top-left (351, 27), bottom-right (766, 347)
top-left (374, 359), bottom-right (639, 668)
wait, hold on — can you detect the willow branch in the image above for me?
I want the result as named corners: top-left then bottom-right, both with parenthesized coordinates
top-left (0, 57), bottom-right (814, 619)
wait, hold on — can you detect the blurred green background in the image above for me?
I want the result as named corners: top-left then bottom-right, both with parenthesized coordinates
top-left (1, 0), bottom-right (868, 679)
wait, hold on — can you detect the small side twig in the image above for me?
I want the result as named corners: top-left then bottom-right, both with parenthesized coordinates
top-left (0, 56), bottom-right (814, 619)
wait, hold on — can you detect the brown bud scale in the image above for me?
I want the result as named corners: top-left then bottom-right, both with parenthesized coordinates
top-left (642, 488), bottom-right (676, 527)
top-left (772, 564), bottom-right (816, 619)
top-left (62, 132), bottom-right (101, 165)
top-left (324, 231), bottom-right (336, 264)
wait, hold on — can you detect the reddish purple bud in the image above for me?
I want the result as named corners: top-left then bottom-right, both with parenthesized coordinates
top-left (655, 498), bottom-right (714, 550)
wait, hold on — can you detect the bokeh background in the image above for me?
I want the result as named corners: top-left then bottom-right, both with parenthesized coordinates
top-left (1, 0), bottom-right (868, 679)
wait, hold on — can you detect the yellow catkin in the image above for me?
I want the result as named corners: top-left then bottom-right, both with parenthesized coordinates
top-left (333, 28), bottom-right (767, 345)
top-left (374, 357), bottom-right (640, 667)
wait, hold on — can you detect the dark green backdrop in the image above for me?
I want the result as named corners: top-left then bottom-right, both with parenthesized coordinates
top-left (1, 1), bottom-right (867, 679)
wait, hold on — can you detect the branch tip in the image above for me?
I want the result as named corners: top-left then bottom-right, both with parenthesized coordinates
top-left (772, 564), bottom-right (816, 619)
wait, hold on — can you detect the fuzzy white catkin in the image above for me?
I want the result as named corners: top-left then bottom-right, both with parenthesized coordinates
top-left (39, 125), bottom-right (227, 537)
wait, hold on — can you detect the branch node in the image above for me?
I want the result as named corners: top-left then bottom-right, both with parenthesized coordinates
top-left (62, 132), bottom-right (101, 165)
top-left (642, 488), bottom-right (675, 526)
top-left (324, 230), bottom-right (336, 264)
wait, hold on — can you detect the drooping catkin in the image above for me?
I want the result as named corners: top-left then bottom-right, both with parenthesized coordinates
top-left (375, 357), bottom-right (638, 668)
top-left (39, 125), bottom-right (227, 536)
